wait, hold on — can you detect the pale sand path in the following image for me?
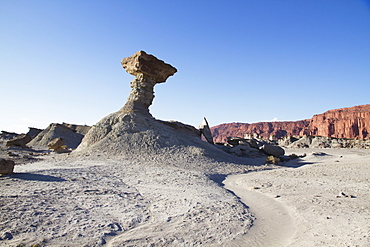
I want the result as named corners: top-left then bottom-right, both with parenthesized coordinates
top-left (224, 148), bottom-right (370, 247)
top-left (223, 174), bottom-right (296, 247)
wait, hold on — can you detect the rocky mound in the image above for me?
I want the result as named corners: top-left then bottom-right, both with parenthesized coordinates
top-left (211, 104), bottom-right (370, 142)
top-left (28, 123), bottom-right (84, 150)
top-left (75, 51), bottom-right (237, 166)
top-left (62, 123), bottom-right (91, 135)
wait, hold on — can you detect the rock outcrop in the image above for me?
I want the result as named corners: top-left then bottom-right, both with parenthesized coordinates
top-left (211, 105), bottom-right (370, 142)
top-left (28, 123), bottom-right (84, 150)
top-left (75, 51), bottom-right (231, 162)
top-left (0, 159), bottom-right (15, 175)
top-left (260, 144), bottom-right (285, 157)
top-left (6, 134), bottom-right (32, 148)
top-left (26, 127), bottom-right (43, 138)
top-left (62, 123), bottom-right (91, 135)
top-left (48, 137), bottom-right (68, 152)
top-left (212, 121), bottom-right (310, 143)
top-left (120, 51), bottom-right (177, 117)
top-left (303, 105), bottom-right (370, 139)
top-left (215, 136), bottom-right (285, 158)
top-left (199, 118), bottom-right (214, 144)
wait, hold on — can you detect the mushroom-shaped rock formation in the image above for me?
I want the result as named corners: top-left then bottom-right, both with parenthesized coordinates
top-left (75, 51), bottom-right (231, 163)
top-left (120, 50), bottom-right (177, 117)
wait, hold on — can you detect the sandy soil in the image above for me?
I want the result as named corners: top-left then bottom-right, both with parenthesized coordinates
top-left (225, 148), bottom-right (370, 246)
top-left (1, 148), bottom-right (369, 246)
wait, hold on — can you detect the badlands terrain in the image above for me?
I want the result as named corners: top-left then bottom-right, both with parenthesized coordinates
top-left (1, 51), bottom-right (369, 246)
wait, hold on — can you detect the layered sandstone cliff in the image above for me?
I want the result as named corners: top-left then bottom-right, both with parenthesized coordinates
top-left (211, 105), bottom-right (370, 142)
top-left (303, 105), bottom-right (370, 139)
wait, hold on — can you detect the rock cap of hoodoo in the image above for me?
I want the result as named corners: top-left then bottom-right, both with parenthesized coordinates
top-left (121, 50), bottom-right (177, 83)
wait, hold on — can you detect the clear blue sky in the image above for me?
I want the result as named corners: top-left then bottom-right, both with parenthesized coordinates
top-left (1, 0), bottom-right (370, 133)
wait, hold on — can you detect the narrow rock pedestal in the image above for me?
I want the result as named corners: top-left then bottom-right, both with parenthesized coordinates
top-left (120, 51), bottom-right (177, 117)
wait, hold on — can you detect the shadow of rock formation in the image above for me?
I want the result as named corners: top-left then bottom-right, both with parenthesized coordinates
top-left (7, 173), bottom-right (66, 182)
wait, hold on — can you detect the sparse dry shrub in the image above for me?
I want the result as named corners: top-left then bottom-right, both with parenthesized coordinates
top-left (266, 155), bottom-right (280, 164)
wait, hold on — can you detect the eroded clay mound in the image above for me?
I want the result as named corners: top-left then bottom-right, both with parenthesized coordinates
top-left (28, 123), bottom-right (84, 149)
top-left (74, 51), bottom-right (240, 165)
top-left (74, 112), bottom-right (233, 165)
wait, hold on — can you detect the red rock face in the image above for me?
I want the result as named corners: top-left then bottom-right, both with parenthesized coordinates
top-left (211, 105), bottom-right (370, 142)
top-left (303, 105), bottom-right (370, 139)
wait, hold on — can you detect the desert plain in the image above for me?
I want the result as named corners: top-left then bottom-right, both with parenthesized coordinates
top-left (1, 51), bottom-right (369, 246)
top-left (0, 146), bottom-right (369, 246)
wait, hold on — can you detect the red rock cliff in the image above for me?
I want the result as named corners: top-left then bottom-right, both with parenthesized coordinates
top-left (303, 105), bottom-right (370, 139)
top-left (211, 105), bottom-right (370, 142)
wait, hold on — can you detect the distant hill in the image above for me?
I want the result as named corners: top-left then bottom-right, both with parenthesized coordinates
top-left (211, 104), bottom-right (370, 142)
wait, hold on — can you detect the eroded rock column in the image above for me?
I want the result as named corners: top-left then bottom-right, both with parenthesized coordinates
top-left (120, 51), bottom-right (177, 116)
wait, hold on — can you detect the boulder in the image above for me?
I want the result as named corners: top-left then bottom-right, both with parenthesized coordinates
top-left (266, 155), bottom-right (281, 164)
top-left (199, 117), bottom-right (214, 144)
top-left (0, 159), bottom-right (15, 175)
top-left (261, 144), bottom-right (285, 157)
top-left (6, 134), bottom-right (32, 148)
top-left (227, 137), bottom-right (244, 146)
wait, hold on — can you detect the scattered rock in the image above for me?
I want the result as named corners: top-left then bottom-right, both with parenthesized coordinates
top-left (1, 231), bottom-right (13, 240)
top-left (289, 153), bottom-right (299, 159)
top-left (312, 152), bottom-right (327, 156)
top-left (336, 192), bottom-right (356, 198)
top-left (6, 134), bottom-right (32, 148)
top-left (227, 137), bottom-right (244, 146)
top-left (0, 159), bottom-right (15, 175)
top-left (7, 151), bottom-right (19, 157)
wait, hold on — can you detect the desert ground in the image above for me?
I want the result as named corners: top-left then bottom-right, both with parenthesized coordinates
top-left (1, 146), bottom-right (369, 247)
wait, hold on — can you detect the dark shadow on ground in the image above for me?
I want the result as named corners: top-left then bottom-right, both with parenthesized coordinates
top-left (207, 174), bottom-right (227, 186)
top-left (276, 159), bottom-right (315, 168)
top-left (8, 173), bottom-right (66, 182)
